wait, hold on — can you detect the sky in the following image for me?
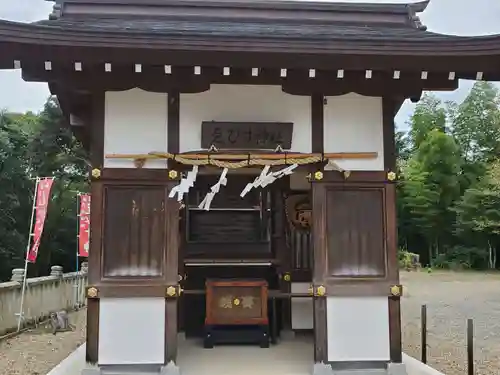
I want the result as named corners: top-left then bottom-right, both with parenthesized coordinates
top-left (0, 0), bottom-right (500, 130)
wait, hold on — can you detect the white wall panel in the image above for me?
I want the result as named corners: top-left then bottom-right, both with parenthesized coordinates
top-left (291, 282), bottom-right (314, 330)
top-left (324, 93), bottom-right (384, 171)
top-left (180, 85), bottom-right (311, 153)
top-left (104, 89), bottom-right (168, 169)
top-left (98, 297), bottom-right (165, 365)
top-left (327, 296), bottom-right (390, 361)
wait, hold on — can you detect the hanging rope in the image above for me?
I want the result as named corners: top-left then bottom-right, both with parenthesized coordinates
top-left (105, 151), bottom-right (377, 170)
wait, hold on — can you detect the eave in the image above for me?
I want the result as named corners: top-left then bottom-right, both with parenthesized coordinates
top-left (0, 24), bottom-right (500, 81)
top-left (1, 18), bottom-right (500, 55)
top-left (55, 0), bottom-right (431, 15)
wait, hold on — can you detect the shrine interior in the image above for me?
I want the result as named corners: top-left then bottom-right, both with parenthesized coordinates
top-left (178, 168), bottom-right (313, 343)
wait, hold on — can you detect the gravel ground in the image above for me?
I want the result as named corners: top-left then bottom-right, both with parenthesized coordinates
top-left (401, 271), bottom-right (500, 375)
top-left (0, 309), bottom-right (86, 375)
top-left (1, 271), bottom-right (499, 375)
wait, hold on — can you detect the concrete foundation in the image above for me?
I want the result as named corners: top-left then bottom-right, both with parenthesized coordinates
top-left (48, 340), bottom-right (442, 375)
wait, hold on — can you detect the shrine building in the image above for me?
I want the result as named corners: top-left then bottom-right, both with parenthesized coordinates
top-left (1, 1), bottom-right (500, 375)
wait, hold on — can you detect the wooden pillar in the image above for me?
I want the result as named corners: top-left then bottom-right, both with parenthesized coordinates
top-left (311, 179), bottom-right (328, 363)
top-left (165, 91), bottom-right (181, 365)
top-left (86, 92), bottom-right (105, 365)
top-left (310, 93), bottom-right (328, 362)
top-left (165, 192), bottom-right (180, 364)
top-left (311, 94), bottom-right (324, 153)
top-left (274, 182), bottom-right (292, 332)
top-left (383, 97), bottom-right (403, 363)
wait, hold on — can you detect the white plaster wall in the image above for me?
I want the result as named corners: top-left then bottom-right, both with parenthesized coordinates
top-left (104, 89), bottom-right (168, 169)
top-left (291, 282), bottom-right (314, 330)
top-left (327, 296), bottom-right (390, 362)
top-left (98, 297), bottom-right (165, 365)
top-left (179, 85), bottom-right (311, 153)
top-left (324, 93), bottom-right (384, 171)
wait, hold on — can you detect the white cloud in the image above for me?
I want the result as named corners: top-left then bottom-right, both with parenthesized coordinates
top-left (0, 0), bottom-right (499, 125)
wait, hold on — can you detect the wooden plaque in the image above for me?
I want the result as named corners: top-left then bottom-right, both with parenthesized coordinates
top-left (201, 121), bottom-right (293, 150)
top-left (205, 279), bottom-right (268, 325)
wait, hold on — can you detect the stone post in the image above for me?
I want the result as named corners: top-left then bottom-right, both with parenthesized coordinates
top-left (11, 268), bottom-right (25, 283)
top-left (50, 265), bottom-right (64, 278)
top-left (81, 262), bottom-right (89, 273)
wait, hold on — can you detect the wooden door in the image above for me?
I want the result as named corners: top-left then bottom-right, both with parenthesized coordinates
top-left (311, 176), bottom-right (396, 363)
top-left (90, 180), bottom-right (180, 366)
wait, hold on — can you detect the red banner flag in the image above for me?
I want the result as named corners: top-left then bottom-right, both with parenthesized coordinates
top-left (78, 194), bottom-right (91, 257)
top-left (27, 178), bottom-right (55, 263)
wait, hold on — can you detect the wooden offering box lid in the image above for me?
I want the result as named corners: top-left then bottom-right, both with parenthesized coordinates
top-left (205, 279), bottom-right (268, 326)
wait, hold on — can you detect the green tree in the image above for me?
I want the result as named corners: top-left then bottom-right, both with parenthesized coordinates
top-left (401, 130), bottom-right (462, 263)
top-left (454, 161), bottom-right (500, 269)
top-left (448, 82), bottom-right (500, 165)
top-left (0, 98), bottom-right (89, 281)
top-left (408, 94), bottom-right (447, 150)
top-left (448, 82), bottom-right (500, 194)
top-left (27, 98), bottom-right (89, 276)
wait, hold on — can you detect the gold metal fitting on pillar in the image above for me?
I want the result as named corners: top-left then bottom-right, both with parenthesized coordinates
top-left (168, 170), bottom-right (178, 180)
top-left (316, 285), bottom-right (326, 297)
top-left (387, 171), bottom-right (397, 182)
top-left (91, 168), bottom-right (101, 179)
top-left (314, 171), bottom-right (324, 181)
top-left (86, 286), bottom-right (99, 299)
top-left (283, 272), bottom-right (291, 282)
top-left (307, 285), bottom-right (314, 296)
top-left (306, 171), bottom-right (324, 182)
top-left (390, 285), bottom-right (403, 297)
top-left (166, 285), bottom-right (177, 298)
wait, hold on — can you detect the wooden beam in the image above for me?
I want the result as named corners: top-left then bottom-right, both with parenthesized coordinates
top-left (21, 64), bottom-right (459, 97)
top-left (105, 152), bottom-right (378, 160)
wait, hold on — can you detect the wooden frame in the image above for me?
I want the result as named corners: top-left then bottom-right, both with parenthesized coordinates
top-left (312, 181), bottom-right (398, 294)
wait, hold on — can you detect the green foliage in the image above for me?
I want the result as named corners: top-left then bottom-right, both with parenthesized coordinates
top-left (398, 249), bottom-right (420, 270)
top-left (431, 246), bottom-right (485, 270)
top-left (398, 82), bottom-right (500, 270)
top-left (408, 94), bottom-right (447, 150)
top-left (0, 98), bottom-right (88, 281)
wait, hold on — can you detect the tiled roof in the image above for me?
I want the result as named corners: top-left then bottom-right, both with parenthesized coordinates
top-left (31, 18), bottom-right (486, 43)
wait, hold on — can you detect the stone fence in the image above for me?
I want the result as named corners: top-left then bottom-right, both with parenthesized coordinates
top-left (0, 263), bottom-right (88, 336)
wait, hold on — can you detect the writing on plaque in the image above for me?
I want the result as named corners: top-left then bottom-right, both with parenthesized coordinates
top-left (201, 122), bottom-right (293, 150)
